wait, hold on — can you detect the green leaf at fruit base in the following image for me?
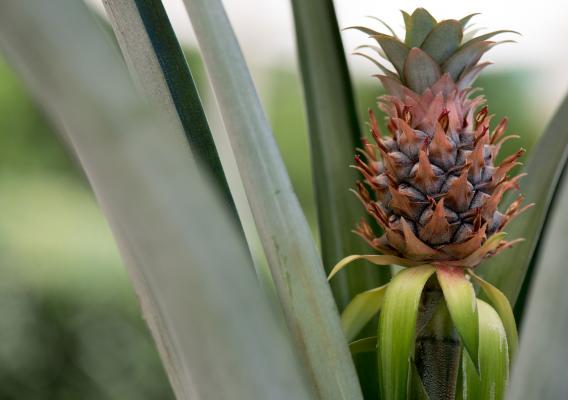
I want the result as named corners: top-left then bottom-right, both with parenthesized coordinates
top-left (0, 1), bottom-right (315, 399)
top-left (468, 270), bottom-right (518, 361)
top-left (507, 170), bottom-right (568, 399)
top-left (477, 92), bottom-right (568, 309)
top-left (437, 266), bottom-right (479, 371)
top-left (342, 285), bottom-right (388, 342)
top-left (461, 300), bottom-right (509, 400)
top-left (290, 0), bottom-right (391, 311)
top-left (180, 0), bottom-right (362, 398)
top-left (379, 265), bottom-right (436, 400)
top-left (349, 336), bottom-right (378, 354)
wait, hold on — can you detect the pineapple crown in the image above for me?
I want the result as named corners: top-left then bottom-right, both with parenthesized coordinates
top-left (348, 9), bottom-right (530, 267)
top-left (349, 8), bottom-right (517, 94)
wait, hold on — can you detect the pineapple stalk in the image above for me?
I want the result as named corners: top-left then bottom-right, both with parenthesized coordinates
top-left (415, 280), bottom-right (460, 400)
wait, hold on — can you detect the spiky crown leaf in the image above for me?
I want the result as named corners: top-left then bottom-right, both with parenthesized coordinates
top-left (349, 8), bottom-right (517, 94)
top-left (350, 9), bottom-right (530, 267)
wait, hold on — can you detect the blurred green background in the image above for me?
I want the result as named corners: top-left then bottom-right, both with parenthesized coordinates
top-left (0, 40), bottom-right (544, 398)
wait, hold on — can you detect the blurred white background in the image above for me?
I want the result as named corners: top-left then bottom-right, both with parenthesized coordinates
top-left (90, 0), bottom-right (568, 118)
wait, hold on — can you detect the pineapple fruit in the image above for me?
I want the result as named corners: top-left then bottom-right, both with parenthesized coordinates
top-left (329, 9), bottom-right (530, 400)
top-left (351, 11), bottom-right (527, 265)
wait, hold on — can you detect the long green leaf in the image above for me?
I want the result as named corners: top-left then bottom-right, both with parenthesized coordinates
top-left (462, 300), bottom-right (509, 400)
top-left (478, 93), bottom-right (568, 306)
top-left (379, 265), bottom-right (436, 400)
top-left (290, 0), bottom-right (390, 310)
top-left (180, 0), bottom-right (362, 397)
top-left (102, 0), bottom-right (234, 210)
top-left (468, 270), bottom-right (518, 361)
top-left (437, 267), bottom-right (479, 371)
top-left (506, 174), bottom-right (568, 399)
top-left (0, 1), bottom-right (314, 399)
top-left (342, 285), bottom-right (388, 341)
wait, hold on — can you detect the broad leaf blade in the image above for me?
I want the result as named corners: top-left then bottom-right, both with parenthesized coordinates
top-left (379, 265), bottom-right (436, 400)
top-left (462, 300), bottom-right (509, 400)
top-left (442, 41), bottom-right (494, 81)
top-left (468, 270), bottom-right (518, 360)
top-left (506, 173), bottom-right (568, 399)
top-left (403, 47), bottom-right (441, 94)
top-left (404, 8), bottom-right (437, 48)
top-left (374, 34), bottom-right (409, 76)
top-left (437, 267), bottom-right (479, 371)
top-left (477, 93), bottom-right (568, 306)
top-left (342, 285), bottom-right (388, 341)
top-left (0, 1), bottom-right (314, 399)
top-left (181, 0), bottom-right (362, 398)
top-left (420, 20), bottom-right (463, 64)
top-left (290, 0), bottom-right (390, 311)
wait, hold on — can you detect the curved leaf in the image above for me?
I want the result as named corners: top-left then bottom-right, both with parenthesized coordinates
top-left (342, 285), bottom-right (388, 341)
top-left (404, 8), bottom-right (437, 48)
top-left (421, 20), bottom-right (463, 64)
top-left (328, 254), bottom-right (423, 280)
top-left (459, 13), bottom-right (480, 29)
top-left (349, 336), bottom-right (378, 354)
top-left (372, 34), bottom-right (409, 76)
top-left (468, 270), bottom-right (517, 361)
top-left (353, 52), bottom-right (398, 78)
top-left (180, 0), bottom-right (362, 397)
top-left (442, 41), bottom-right (495, 81)
top-left (403, 47), bottom-right (441, 94)
top-left (477, 93), bottom-right (568, 307)
top-left (466, 30), bottom-right (520, 46)
top-left (379, 265), bottom-right (436, 400)
top-left (461, 300), bottom-right (509, 400)
top-left (366, 16), bottom-right (400, 38)
top-left (437, 267), bottom-right (479, 371)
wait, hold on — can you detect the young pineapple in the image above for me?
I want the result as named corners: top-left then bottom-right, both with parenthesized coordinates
top-left (351, 9), bottom-right (527, 266)
top-left (329, 9), bottom-right (531, 399)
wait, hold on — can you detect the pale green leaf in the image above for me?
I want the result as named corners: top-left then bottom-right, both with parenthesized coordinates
top-left (421, 20), bottom-right (463, 64)
top-left (180, 0), bottom-right (362, 397)
top-left (404, 8), bottom-right (437, 48)
top-left (437, 267), bottom-right (479, 371)
top-left (442, 41), bottom-right (495, 81)
top-left (461, 300), bottom-right (509, 400)
top-left (468, 270), bottom-right (517, 361)
top-left (0, 1), bottom-right (314, 398)
top-left (328, 254), bottom-right (423, 281)
top-left (379, 265), bottom-right (436, 400)
top-left (342, 285), bottom-right (388, 341)
top-left (459, 13), bottom-right (479, 29)
top-left (403, 47), bottom-right (441, 94)
top-left (373, 34), bottom-right (409, 76)
top-left (465, 30), bottom-right (520, 46)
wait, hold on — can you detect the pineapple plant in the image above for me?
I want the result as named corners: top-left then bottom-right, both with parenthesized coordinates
top-left (329, 8), bottom-right (528, 399)
top-left (3, 1), bottom-right (568, 400)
